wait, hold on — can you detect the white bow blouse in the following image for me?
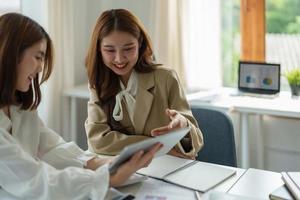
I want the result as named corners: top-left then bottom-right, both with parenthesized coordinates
top-left (113, 70), bottom-right (138, 125)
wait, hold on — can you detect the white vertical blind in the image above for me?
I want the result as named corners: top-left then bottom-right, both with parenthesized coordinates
top-left (149, 0), bottom-right (186, 86)
top-left (183, 0), bottom-right (222, 91)
top-left (21, 0), bottom-right (76, 138)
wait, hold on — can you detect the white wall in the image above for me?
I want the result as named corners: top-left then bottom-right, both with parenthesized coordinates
top-left (21, 0), bottom-right (47, 27)
top-left (73, 0), bottom-right (89, 85)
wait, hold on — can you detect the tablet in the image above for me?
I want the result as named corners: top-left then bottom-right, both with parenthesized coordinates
top-left (109, 127), bottom-right (191, 174)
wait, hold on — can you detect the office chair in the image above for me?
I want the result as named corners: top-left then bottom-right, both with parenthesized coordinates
top-left (191, 107), bottom-right (237, 167)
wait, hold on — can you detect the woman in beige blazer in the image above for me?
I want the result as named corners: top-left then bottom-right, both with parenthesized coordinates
top-left (85, 9), bottom-right (204, 159)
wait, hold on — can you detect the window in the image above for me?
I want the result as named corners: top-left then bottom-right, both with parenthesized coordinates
top-left (266, 0), bottom-right (300, 90)
top-left (183, 0), bottom-right (222, 91)
top-left (184, 0), bottom-right (241, 90)
top-left (221, 0), bottom-right (300, 90)
top-left (221, 0), bottom-right (240, 87)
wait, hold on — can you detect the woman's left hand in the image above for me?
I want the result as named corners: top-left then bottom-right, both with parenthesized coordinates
top-left (151, 108), bottom-right (188, 136)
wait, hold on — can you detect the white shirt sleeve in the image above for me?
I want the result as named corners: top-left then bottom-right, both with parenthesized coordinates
top-left (37, 118), bottom-right (96, 169)
top-left (0, 128), bottom-right (109, 200)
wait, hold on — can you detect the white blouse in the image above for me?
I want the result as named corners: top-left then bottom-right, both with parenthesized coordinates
top-left (0, 106), bottom-right (109, 200)
top-left (113, 70), bottom-right (138, 124)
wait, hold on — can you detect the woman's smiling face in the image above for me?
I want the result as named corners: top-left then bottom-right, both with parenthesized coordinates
top-left (16, 39), bottom-right (46, 92)
top-left (100, 30), bottom-right (139, 85)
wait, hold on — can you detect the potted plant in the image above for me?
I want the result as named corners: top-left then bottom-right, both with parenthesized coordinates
top-left (284, 68), bottom-right (300, 96)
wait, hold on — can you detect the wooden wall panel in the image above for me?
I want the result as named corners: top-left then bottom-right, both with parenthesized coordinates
top-left (240, 0), bottom-right (265, 62)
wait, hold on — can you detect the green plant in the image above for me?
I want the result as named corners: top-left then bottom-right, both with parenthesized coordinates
top-left (284, 68), bottom-right (300, 86)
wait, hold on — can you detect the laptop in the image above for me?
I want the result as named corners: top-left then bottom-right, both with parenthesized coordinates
top-left (237, 61), bottom-right (281, 97)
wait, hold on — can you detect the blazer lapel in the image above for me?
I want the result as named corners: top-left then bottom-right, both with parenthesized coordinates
top-left (133, 72), bottom-right (155, 134)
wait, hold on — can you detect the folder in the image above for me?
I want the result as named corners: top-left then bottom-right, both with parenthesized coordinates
top-left (137, 155), bottom-right (236, 192)
top-left (281, 172), bottom-right (300, 200)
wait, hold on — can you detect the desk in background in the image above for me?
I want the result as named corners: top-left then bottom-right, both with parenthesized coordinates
top-left (189, 88), bottom-right (300, 169)
top-left (63, 84), bottom-right (89, 142)
top-left (64, 85), bottom-right (300, 169)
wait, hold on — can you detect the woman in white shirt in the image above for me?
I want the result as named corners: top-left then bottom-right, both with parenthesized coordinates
top-left (0, 13), bottom-right (161, 200)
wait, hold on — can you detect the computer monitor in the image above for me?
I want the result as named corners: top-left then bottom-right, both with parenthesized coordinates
top-left (238, 61), bottom-right (281, 95)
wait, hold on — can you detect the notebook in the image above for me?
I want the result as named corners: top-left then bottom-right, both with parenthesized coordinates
top-left (137, 155), bottom-right (236, 192)
top-left (238, 61), bottom-right (280, 95)
top-left (269, 185), bottom-right (294, 200)
top-left (281, 172), bottom-right (300, 200)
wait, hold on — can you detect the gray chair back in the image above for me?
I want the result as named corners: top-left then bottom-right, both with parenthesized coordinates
top-left (191, 107), bottom-right (237, 167)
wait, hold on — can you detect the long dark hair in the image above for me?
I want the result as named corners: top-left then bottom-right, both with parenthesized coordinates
top-left (0, 13), bottom-right (53, 110)
top-left (85, 9), bottom-right (159, 131)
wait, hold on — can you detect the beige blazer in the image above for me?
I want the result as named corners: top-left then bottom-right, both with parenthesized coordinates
top-left (85, 67), bottom-right (203, 157)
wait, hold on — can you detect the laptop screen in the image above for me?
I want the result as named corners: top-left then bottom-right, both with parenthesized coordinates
top-left (238, 61), bottom-right (281, 94)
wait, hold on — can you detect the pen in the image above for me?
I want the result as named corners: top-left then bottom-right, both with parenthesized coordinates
top-left (195, 191), bottom-right (202, 200)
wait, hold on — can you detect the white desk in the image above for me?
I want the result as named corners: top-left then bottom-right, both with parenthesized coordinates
top-left (64, 85), bottom-right (300, 168)
top-left (106, 164), bottom-right (283, 200)
top-left (63, 84), bottom-right (89, 141)
top-left (228, 168), bottom-right (284, 199)
top-left (189, 88), bottom-right (300, 169)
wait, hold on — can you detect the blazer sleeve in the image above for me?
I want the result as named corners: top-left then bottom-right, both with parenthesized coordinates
top-left (0, 128), bottom-right (109, 200)
top-left (85, 86), bottom-right (149, 155)
top-left (166, 70), bottom-right (204, 157)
